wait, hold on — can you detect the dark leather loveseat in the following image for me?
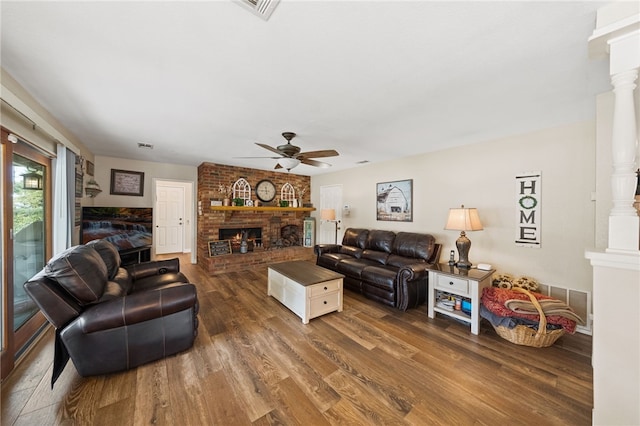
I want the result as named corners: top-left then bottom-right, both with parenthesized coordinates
top-left (24, 239), bottom-right (199, 385)
top-left (315, 228), bottom-right (441, 310)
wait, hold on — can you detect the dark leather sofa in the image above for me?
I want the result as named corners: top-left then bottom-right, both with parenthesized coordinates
top-left (315, 228), bottom-right (441, 310)
top-left (24, 239), bottom-right (198, 385)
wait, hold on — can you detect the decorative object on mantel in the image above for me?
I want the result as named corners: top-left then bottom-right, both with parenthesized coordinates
top-left (444, 204), bottom-right (483, 269)
top-left (281, 182), bottom-right (296, 206)
top-left (255, 179), bottom-right (276, 203)
top-left (84, 179), bottom-right (102, 198)
top-left (232, 178), bottom-right (251, 203)
top-left (295, 185), bottom-right (307, 208)
top-left (233, 197), bottom-right (244, 206)
top-left (218, 183), bottom-right (233, 206)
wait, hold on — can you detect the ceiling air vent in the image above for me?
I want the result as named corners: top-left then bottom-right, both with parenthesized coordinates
top-left (138, 143), bottom-right (154, 149)
top-left (235, 0), bottom-right (280, 21)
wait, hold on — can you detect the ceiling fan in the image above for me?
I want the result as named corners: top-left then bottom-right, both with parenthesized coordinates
top-left (240, 132), bottom-right (339, 171)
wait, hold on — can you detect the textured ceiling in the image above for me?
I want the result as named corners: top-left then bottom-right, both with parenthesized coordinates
top-left (1, 1), bottom-right (610, 175)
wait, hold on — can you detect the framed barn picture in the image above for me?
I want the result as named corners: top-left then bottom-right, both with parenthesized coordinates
top-left (376, 179), bottom-right (413, 222)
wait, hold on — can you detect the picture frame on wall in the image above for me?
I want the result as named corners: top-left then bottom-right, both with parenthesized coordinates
top-left (376, 179), bottom-right (413, 222)
top-left (86, 160), bottom-right (94, 176)
top-left (110, 169), bottom-right (145, 196)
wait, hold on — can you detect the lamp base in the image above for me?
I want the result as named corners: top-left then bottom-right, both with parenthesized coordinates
top-left (455, 231), bottom-right (473, 269)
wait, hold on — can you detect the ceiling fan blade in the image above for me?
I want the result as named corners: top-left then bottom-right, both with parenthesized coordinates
top-left (256, 142), bottom-right (285, 156)
top-left (234, 156), bottom-right (282, 159)
top-left (300, 158), bottom-right (332, 168)
top-left (297, 149), bottom-right (339, 159)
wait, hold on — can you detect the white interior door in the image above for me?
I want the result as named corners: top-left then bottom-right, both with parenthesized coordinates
top-left (319, 184), bottom-right (343, 244)
top-left (155, 184), bottom-right (185, 254)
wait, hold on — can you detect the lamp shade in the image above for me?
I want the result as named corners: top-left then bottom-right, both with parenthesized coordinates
top-left (321, 209), bottom-right (336, 221)
top-left (444, 206), bottom-right (483, 231)
top-left (277, 157), bottom-right (300, 170)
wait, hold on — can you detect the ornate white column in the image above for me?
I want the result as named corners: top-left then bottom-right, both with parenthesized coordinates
top-left (608, 66), bottom-right (639, 251)
top-left (586, 4), bottom-right (640, 425)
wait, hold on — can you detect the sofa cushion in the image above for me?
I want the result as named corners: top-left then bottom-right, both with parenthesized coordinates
top-left (336, 258), bottom-right (379, 278)
top-left (339, 245), bottom-right (362, 258)
top-left (362, 249), bottom-right (390, 264)
top-left (318, 252), bottom-right (353, 269)
top-left (387, 254), bottom-right (426, 268)
top-left (361, 265), bottom-right (398, 291)
top-left (86, 239), bottom-right (121, 280)
top-left (44, 245), bottom-right (108, 305)
top-left (342, 228), bottom-right (369, 249)
top-left (392, 232), bottom-right (435, 261)
top-left (365, 230), bottom-right (396, 253)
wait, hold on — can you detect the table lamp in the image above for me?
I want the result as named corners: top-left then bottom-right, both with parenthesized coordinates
top-left (444, 205), bottom-right (483, 269)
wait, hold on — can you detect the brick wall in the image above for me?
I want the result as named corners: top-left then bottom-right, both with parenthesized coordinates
top-left (197, 163), bottom-right (313, 274)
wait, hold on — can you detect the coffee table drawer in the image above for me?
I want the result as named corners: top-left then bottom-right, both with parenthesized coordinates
top-left (310, 279), bottom-right (341, 297)
top-left (309, 291), bottom-right (341, 317)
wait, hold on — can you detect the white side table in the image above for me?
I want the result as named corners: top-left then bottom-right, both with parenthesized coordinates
top-left (427, 263), bottom-right (494, 335)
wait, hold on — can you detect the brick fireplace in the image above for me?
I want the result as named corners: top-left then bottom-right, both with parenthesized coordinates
top-left (197, 163), bottom-right (314, 275)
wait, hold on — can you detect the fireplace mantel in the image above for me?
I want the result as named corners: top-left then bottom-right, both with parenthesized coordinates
top-left (210, 206), bottom-right (315, 221)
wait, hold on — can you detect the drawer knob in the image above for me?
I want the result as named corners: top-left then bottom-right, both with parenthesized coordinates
top-left (324, 301), bottom-right (327, 304)
top-left (449, 281), bottom-right (454, 285)
top-left (324, 286), bottom-right (328, 290)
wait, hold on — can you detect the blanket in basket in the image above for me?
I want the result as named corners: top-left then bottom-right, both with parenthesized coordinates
top-left (481, 287), bottom-right (578, 333)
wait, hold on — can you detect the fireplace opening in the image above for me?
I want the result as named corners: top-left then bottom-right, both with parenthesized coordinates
top-left (219, 227), bottom-right (262, 252)
top-left (280, 225), bottom-right (301, 247)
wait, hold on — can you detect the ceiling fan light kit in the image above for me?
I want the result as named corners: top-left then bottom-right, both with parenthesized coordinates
top-left (237, 131), bottom-right (340, 171)
top-left (278, 157), bottom-right (301, 171)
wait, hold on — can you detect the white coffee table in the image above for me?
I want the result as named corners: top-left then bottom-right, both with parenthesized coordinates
top-left (268, 261), bottom-right (344, 324)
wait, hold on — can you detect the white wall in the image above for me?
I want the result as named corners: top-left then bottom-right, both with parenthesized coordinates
top-left (92, 155), bottom-right (197, 208)
top-left (311, 121), bottom-right (596, 293)
top-left (92, 155), bottom-right (198, 257)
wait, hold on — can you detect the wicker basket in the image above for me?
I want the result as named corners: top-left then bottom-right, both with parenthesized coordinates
top-left (491, 287), bottom-right (565, 348)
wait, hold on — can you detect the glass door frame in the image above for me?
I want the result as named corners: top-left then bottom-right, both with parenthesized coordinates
top-left (1, 127), bottom-right (52, 380)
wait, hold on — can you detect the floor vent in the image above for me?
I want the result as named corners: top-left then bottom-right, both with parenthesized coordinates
top-left (235, 0), bottom-right (280, 21)
top-left (537, 283), bottom-right (592, 335)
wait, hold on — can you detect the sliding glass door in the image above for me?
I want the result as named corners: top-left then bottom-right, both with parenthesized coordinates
top-left (1, 128), bottom-right (50, 380)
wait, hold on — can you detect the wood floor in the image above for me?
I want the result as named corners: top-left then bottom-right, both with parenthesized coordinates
top-left (2, 254), bottom-right (593, 425)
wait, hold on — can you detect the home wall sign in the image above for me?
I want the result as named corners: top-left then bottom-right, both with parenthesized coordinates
top-left (515, 171), bottom-right (541, 247)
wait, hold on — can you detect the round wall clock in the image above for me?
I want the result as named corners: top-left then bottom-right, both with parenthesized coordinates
top-left (256, 179), bottom-right (276, 202)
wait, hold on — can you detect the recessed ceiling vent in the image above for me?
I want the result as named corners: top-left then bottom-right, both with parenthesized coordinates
top-left (235, 0), bottom-right (280, 21)
top-left (138, 143), bottom-right (154, 149)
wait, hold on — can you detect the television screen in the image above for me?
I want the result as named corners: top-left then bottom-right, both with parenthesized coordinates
top-left (81, 207), bottom-right (152, 250)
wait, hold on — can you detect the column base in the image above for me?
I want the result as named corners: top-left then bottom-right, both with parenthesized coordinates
top-left (608, 215), bottom-right (640, 252)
